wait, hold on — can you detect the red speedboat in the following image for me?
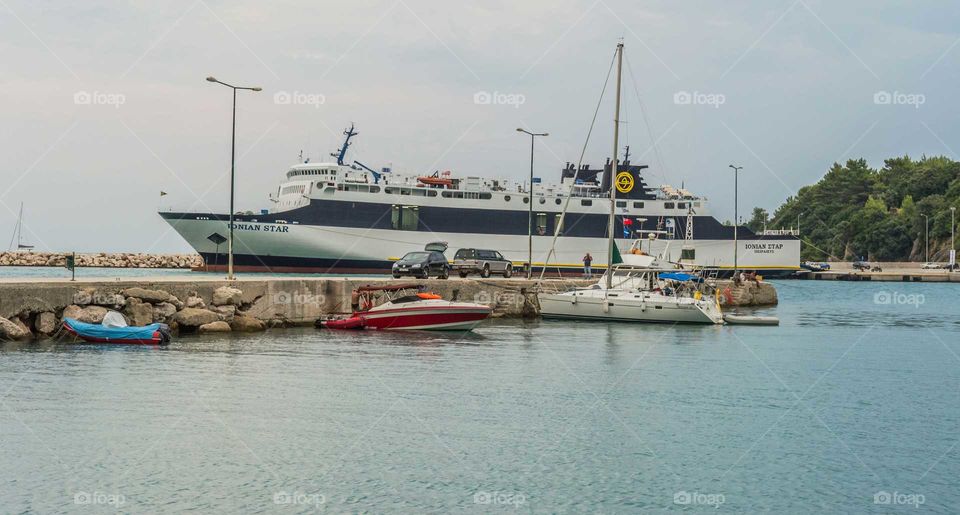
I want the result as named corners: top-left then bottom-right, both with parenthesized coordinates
top-left (318, 285), bottom-right (491, 331)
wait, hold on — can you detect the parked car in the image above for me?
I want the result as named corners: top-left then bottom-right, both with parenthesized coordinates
top-left (922, 262), bottom-right (940, 269)
top-left (852, 261), bottom-right (870, 271)
top-left (801, 261), bottom-right (831, 272)
top-left (452, 248), bottom-right (513, 278)
top-left (392, 242), bottom-right (451, 279)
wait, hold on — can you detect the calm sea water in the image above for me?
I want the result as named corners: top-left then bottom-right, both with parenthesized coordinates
top-left (1, 280), bottom-right (957, 513)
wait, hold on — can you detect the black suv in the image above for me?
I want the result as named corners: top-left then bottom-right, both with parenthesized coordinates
top-left (452, 248), bottom-right (513, 278)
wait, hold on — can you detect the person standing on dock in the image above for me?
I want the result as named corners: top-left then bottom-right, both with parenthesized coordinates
top-left (583, 252), bottom-right (593, 279)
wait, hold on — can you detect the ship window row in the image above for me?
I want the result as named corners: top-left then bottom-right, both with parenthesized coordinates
top-left (281, 185), bottom-right (306, 195)
top-left (289, 169), bottom-right (337, 177)
top-left (441, 191), bottom-right (493, 200)
top-left (337, 183), bottom-right (381, 193)
top-left (384, 187), bottom-right (438, 196)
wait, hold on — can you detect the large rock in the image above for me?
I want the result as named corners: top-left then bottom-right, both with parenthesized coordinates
top-left (212, 286), bottom-right (243, 306)
top-left (121, 287), bottom-right (171, 304)
top-left (123, 298), bottom-right (154, 326)
top-left (62, 305), bottom-right (109, 324)
top-left (173, 308), bottom-right (221, 327)
top-left (34, 312), bottom-right (57, 335)
top-left (230, 315), bottom-right (266, 332)
top-left (212, 305), bottom-right (237, 322)
top-left (0, 317), bottom-right (31, 340)
top-left (153, 302), bottom-right (178, 321)
top-left (199, 321), bottom-right (231, 333)
top-left (185, 296), bottom-right (206, 309)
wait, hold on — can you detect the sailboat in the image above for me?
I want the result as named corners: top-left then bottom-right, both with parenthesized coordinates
top-left (7, 202), bottom-right (35, 251)
top-left (537, 43), bottom-right (724, 324)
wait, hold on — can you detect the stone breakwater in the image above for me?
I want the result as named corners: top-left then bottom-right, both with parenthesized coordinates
top-left (0, 252), bottom-right (202, 269)
top-left (0, 277), bottom-right (777, 341)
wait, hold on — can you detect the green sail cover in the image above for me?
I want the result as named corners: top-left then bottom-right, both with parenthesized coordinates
top-left (610, 241), bottom-right (623, 264)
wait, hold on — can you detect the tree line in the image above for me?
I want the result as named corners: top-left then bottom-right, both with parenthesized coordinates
top-left (745, 156), bottom-right (959, 262)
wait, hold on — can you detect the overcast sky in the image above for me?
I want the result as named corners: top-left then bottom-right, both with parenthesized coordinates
top-left (2, 0), bottom-right (958, 253)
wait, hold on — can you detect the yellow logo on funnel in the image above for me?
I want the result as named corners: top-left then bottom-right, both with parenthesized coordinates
top-left (615, 171), bottom-right (634, 193)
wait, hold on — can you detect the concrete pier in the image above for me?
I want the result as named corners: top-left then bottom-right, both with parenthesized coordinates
top-left (795, 262), bottom-right (960, 282)
top-left (0, 276), bottom-right (777, 340)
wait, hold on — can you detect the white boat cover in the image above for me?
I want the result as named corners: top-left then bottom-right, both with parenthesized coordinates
top-left (102, 311), bottom-right (129, 328)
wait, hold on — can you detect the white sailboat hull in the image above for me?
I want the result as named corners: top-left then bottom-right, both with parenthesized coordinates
top-left (538, 290), bottom-right (724, 324)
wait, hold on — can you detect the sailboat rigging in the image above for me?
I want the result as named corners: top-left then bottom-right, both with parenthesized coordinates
top-left (7, 202), bottom-right (35, 251)
top-left (537, 42), bottom-right (725, 324)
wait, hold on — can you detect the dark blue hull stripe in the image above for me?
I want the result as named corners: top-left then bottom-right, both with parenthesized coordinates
top-left (161, 200), bottom-right (796, 241)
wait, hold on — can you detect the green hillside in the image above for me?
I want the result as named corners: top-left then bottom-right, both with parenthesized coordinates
top-left (752, 156), bottom-right (960, 262)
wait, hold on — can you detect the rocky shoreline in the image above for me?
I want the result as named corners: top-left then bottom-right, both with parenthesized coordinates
top-left (0, 285), bottom-right (271, 341)
top-left (0, 252), bottom-right (202, 269)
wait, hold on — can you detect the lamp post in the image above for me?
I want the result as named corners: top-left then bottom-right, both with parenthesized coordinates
top-left (921, 213), bottom-right (929, 263)
top-left (516, 128), bottom-right (548, 279)
top-left (206, 76), bottom-right (262, 280)
top-left (797, 212), bottom-right (804, 236)
top-left (729, 165), bottom-right (743, 274)
top-left (951, 207), bottom-right (956, 267)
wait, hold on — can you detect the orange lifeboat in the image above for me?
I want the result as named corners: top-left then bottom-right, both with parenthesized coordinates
top-left (418, 170), bottom-right (454, 187)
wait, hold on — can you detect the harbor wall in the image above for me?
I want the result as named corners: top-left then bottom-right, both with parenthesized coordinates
top-left (0, 277), bottom-right (776, 340)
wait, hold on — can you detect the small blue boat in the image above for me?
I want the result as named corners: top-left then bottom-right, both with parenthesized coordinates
top-left (63, 318), bottom-right (171, 345)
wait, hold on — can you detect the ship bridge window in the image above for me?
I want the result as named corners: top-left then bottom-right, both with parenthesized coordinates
top-left (581, 199), bottom-right (592, 206)
top-left (681, 248), bottom-right (696, 260)
top-left (616, 200), bottom-right (627, 208)
top-left (633, 201), bottom-right (644, 209)
top-left (391, 205), bottom-right (419, 231)
top-left (678, 202), bottom-right (687, 209)
top-left (665, 202), bottom-right (675, 209)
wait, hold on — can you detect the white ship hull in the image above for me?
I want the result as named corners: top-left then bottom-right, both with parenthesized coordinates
top-left (161, 215), bottom-right (801, 275)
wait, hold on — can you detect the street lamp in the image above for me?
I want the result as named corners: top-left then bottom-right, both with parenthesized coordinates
top-left (951, 207), bottom-right (956, 268)
top-left (921, 213), bottom-right (929, 263)
top-left (729, 165), bottom-right (743, 274)
top-left (797, 212), bottom-right (804, 236)
top-left (206, 76), bottom-right (262, 280)
top-left (516, 128), bottom-right (548, 279)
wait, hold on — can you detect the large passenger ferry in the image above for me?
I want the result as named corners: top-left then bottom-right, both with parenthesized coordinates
top-left (159, 125), bottom-right (800, 275)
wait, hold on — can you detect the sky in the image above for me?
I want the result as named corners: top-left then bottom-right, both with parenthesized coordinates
top-left (2, 0), bottom-right (959, 253)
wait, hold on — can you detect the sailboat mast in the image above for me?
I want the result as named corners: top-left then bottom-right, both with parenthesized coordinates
top-left (606, 42), bottom-right (624, 290)
top-left (17, 202), bottom-right (24, 248)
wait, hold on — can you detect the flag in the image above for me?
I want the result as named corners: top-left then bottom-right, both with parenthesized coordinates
top-left (610, 241), bottom-right (623, 264)
top-left (160, 191), bottom-right (168, 197)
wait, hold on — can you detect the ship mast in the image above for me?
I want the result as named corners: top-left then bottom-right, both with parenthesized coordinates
top-left (606, 41), bottom-right (624, 290)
